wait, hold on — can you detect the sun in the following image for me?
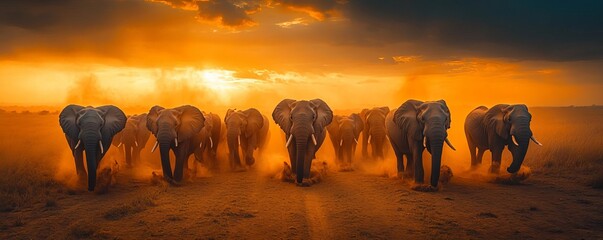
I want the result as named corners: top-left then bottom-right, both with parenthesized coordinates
top-left (200, 69), bottom-right (238, 91)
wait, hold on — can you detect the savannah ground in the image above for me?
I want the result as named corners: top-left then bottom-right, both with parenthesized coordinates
top-left (1, 106), bottom-right (602, 239)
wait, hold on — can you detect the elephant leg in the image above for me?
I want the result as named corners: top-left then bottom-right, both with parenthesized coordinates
top-left (362, 133), bottom-right (369, 159)
top-left (490, 148), bottom-right (503, 174)
top-left (303, 150), bottom-right (313, 179)
top-left (173, 154), bottom-right (186, 182)
top-left (469, 142), bottom-right (478, 167)
top-left (288, 145), bottom-right (297, 173)
top-left (74, 149), bottom-right (86, 176)
top-left (391, 141), bottom-right (404, 174)
top-left (477, 149), bottom-right (485, 165)
top-left (133, 148), bottom-right (141, 166)
top-left (396, 153), bottom-right (404, 177)
top-left (405, 153), bottom-right (415, 178)
top-left (413, 147), bottom-right (424, 184)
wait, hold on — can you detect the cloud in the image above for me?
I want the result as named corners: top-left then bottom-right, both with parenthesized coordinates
top-left (275, 18), bottom-right (308, 28)
top-left (149, 0), bottom-right (343, 28)
top-left (274, 0), bottom-right (342, 20)
top-left (340, 0), bottom-right (603, 61)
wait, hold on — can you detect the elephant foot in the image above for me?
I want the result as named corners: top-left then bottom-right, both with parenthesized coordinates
top-left (402, 171), bottom-right (414, 181)
top-left (411, 184), bottom-right (439, 192)
top-left (232, 166), bottom-right (247, 172)
top-left (296, 178), bottom-right (312, 187)
top-left (489, 165), bottom-right (501, 174)
top-left (338, 164), bottom-right (354, 172)
top-left (491, 168), bottom-right (532, 185)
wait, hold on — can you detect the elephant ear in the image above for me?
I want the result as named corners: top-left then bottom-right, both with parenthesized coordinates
top-left (378, 106), bottom-right (390, 116)
top-left (243, 108), bottom-right (264, 137)
top-left (136, 113), bottom-right (151, 148)
top-left (394, 100), bottom-right (425, 141)
top-left (350, 113), bottom-right (364, 138)
top-left (310, 99), bottom-right (333, 133)
top-left (272, 99), bottom-right (295, 135)
top-left (174, 105), bottom-right (205, 141)
top-left (97, 105), bottom-right (127, 146)
top-left (59, 104), bottom-right (85, 141)
top-left (359, 108), bottom-right (369, 121)
top-left (225, 109), bottom-right (235, 124)
top-left (485, 104), bottom-right (512, 140)
top-left (147, 105), bottom-right (164, 135)
top-left (112, 131), bottom-right (123, 147)
top-left (437, 99), bottom-right (451, 129)
top-left (326, 115), bottom-right (341, 140)
top-left (203, 112), bottom-right (214, 131)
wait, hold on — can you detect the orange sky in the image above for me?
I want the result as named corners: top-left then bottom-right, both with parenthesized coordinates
top-left (0, 0), bottom-right (602, 110)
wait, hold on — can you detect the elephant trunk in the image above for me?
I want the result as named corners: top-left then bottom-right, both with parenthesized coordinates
top-left (507, 122), bottom-right (532, 173)
top-left (371, 130), bottom-right (386, 158)
top-left (426, 123), bottom-right (446, 187)
top-left (157, 125), bottom-right (175, 179)
top-left (295, 133), bottom-right (309, 185)
top-left (124, 144), bottom-right (133, 166)
top-left (84, 142), bottom-right (98, 191)
top-left (342, 131), bottom-right (355, 163)
top-left (80, 122), bottom-right (102, 191)
top-left (227, 129), bottom-right (241, 167)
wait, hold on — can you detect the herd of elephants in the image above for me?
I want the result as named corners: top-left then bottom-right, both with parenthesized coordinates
top-left (58, 99), bottom-right (542, 192)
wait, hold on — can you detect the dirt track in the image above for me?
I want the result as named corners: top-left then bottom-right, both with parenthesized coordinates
top-left (1, 165), bottom-right (602, 239)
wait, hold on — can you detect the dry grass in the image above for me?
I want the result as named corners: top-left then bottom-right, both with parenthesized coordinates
top-left (0, 106), bottom-right (601, 211)
top-left (525, 107), bottom-right (603, 183)
top-left (103, 188), bottom-right (161, 220)
top-left (0, 112), bottom-right (64, 211)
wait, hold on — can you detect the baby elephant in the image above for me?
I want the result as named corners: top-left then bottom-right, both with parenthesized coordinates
top-left (194, 112), bottom-right (222, 170)
top-left (465, 104), bottom-right (542, 174)
top-left (224, 108), bottom-right (270, 171)
top-left (111, 114), bottom-right (151, 167)
top-left (326, 114), bottom-right (364, 170)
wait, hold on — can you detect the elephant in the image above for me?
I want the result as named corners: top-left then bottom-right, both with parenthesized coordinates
top-left (111, 114), bottom-right (151, 167)
top-left (387, 100), bottom-right (456, 189)
top-left (193, 112), bottom-right (221, 170)
top-left (464, 104), bottom-right (542, 174)
top-left (147, 105), bottom-right (205, 183)
top-left (360, 107), bottom-right (390, 160)
top-left (59, 105), bottom-right (126, 191)
top-left (326, 114), bottom-right (364, 169)
top-left (224, 108), bottom-right (269, 170)
top-left (273, 99), bottom-right (333, 186)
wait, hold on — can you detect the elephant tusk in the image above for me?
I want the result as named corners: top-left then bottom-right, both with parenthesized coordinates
top-left (512, 135), bottom-right (519, 146)
top-left (99, 141), bottom-right (104, 154)
top-left (368, 135), bottom-right (372, 144)
top-left (200, 142), bottom-right (203, 149)
top-left (175, 138), bottom-right (178, 148)
top-left (285, 134), bottom-right (293, 148)
top-left (531, 136), bottom-right (543, 146)
top-left (445, 137), bottom-right (456, 151)
top-left (354, 138), bottom-right (358, 144)
top-left (135, 141), bottom-right (139, 147)
top-left (311, 134), bottom-right (317, 145)
top-left (151, 141), bottom-right (159, 153)
top-left (423, 137), bottom-right (427, 148)
top-left (75, 140), bottom-right (81, 149)
top-left (210, 137), bottom-right (214, 148)
top-left (340, 139), bottom-right (343, 147)
top-left (117, 142), bottom-right (122, 148)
